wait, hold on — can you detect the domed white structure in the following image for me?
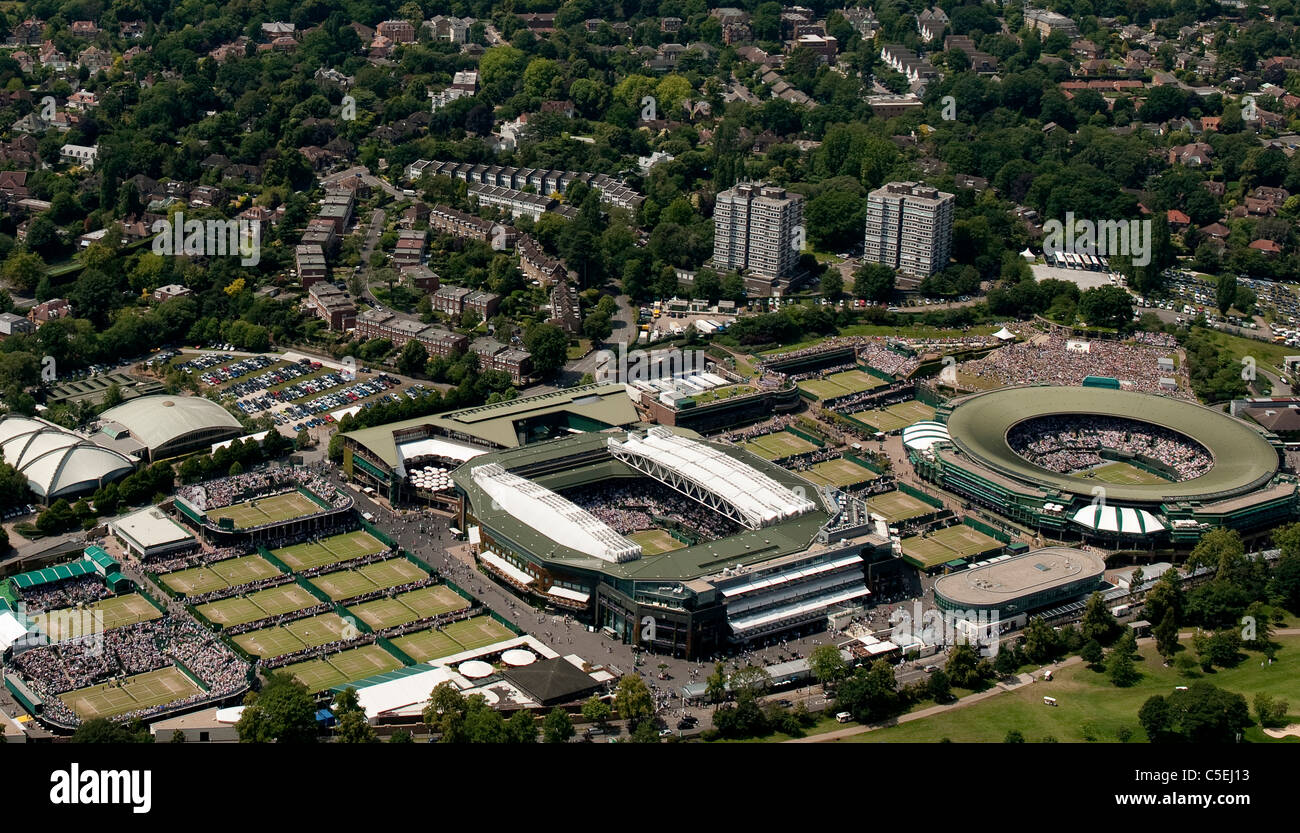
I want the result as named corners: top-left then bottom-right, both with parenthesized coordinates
top-left (0, 416), bottom-right (137, 499)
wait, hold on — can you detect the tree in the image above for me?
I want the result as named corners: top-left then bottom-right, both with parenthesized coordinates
top-left (397, 339), bottom-right (428, 376)
top-left (505, 709), bottom-right (537, 743)
top-left (334, 687), bottom-right (376, 743)
top-left (524, 323), bottom-right (568, 377)
top-left (1081, 592), bottom-right (1119, 645)
top-left (808, 643), bottom-right (848, 690)
top-left (1206, 630), bottom-right (1242, 668)
top-left (705, 663), bottom-right (727, 704)
top-left (1081, 638), bottom-right (1104, 669)
top-left (1253, 693), bottom-right (1289, 728)
top-left (1022, 617), bottom-right (1063, 663)
top-left (853, 263), bottom-right (895, 301)
top-left (820, 270), bottom-right (843, 299)
top-left (630, 719), bottom-right (662, 743)
top-left (1216, 274), bottom-right (1238, 315)
top-left (729, 665), bottom-right (773, 699)
top-left (926, 669), bottom-right (953, 703)
top-left (1077, 285), bottom-right (1133, 329)
top-left (72, 718), bottom-right (152, 743)
top-left (236, 673), bottom-right (318, 743)
top-left (614, 675), bottom-right (653, 727)
top-left (1107, 647), bottom-right (1140, 687)
top-left (581, 695), bottom-right (611, 727)
top-left (542, 708), bottom-right (575, 743)
top-left (1154, 609), bottom-right (1180, 662)
top-left (1004, 729), bottom-right (1026, 743)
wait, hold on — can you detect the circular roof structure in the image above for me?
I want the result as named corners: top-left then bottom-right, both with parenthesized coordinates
top-left (934, 546), bottom-right (1107, 610)
top-left (944, 386), bottom-right (1279, 503)
top-left (902, 421), bottom-right (951, 451)
top-left (99, 395), bottom-right (242, 453)
top-left (502, 649), bottom-right (536, 666)
top-left (458, 660), bottom-right (494, 679)
top-left (0, 416), bottom-right (136, 499)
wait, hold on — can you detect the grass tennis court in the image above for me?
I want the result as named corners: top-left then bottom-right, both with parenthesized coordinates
top-left (30, 593), bottom-right (161, 641)
top-left (283, 643), bottom-right (402, 692)
top-left (61, 666), bottom-right (201, 720)
top-left (348, 585), bottom-right (469, 629)
top-left (865, 490), bottom-right (935, 523)
top-left (1082, 461), bottom-right (1169, 486)
top-left (208, 490), bottom-right (322, 530)
top-left (798, 369), bottom-right (886, 401)
top-left (196, 583), bottom-right (318, 627)
top-left (850, 400), bottom-right (937, 433)
top-left (799, 457), bottom-right (881, 489)
top-left (232, 612), bottom-right (351, 658)
top-left (392, 628), bottom-right (464, 662)
top-left (309, 558), bottom-right (428, 601)
top-left (442, 616), bottom-right (515, 651)
top-left (627, 529), bottom-right (686, 555)
top-left (741, 430), bottom-right (820, 461)
top-left (900, 525), bottom-right (1003, 569)
top-left (160, 554), bottom-right (281, 596)
top-left (273, 530), bottom-right (387, 571)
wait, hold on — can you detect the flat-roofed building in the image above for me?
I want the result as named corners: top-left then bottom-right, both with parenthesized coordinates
top-left (308, 282), bottom-right (356, 330)
top-left (295, 244), bottom-right (328, 288)
top-left (864, 181), bottom-right (954, 278)
top-left (712, 181), bottom-right (803, 293)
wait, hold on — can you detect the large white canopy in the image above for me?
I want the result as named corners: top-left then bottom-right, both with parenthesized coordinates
top-left (902, 421), bottom-right (951, 451)
top-left (1071, 504), bottom-right (1166, 535)
top-left (0, 416), bottom-right (135, 499)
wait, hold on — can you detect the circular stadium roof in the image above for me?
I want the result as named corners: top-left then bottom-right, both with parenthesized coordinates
top-left (902, 421), bottom-right (951, 451)
top-left (0, 416), bottom-right (136, 499)
top-left (99, 395), bottom-right (242, 452)
top-left (944, 387), bottom-right (1279, 503)
top-left (934, 546), bottom-right (1107, 609)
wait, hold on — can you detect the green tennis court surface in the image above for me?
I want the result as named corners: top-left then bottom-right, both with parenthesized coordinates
top-left (273, 530), bottom-right (387, 571)
top-left (1082, 461), bottom-right (1169, 486)
top-left (196, 583), bottom-right (318, 627)
top-left (347, 585), bottom-right (468, 629)
top-left (30, 593), bottom-right (161, 641)
top-left (797, 369), bottom-right (886, 401)
top-left (391, 628), bottom-right (463, 662)
top-left (900, 525), bottom-right (1003, 569)
top-left (232, 612), bottom-right (352, 658)
top-left (741, 430), bottom-right (819, 460)
top-left (850, 400), bottom-right (936, 433)
top-left (309, 558), bottom-right (427, 601)
top-left (442, 616), bottom-right (515, 651)
top-left (160, 554), bottom-right (281, 596)
top-left (209, 490), bottom-right (322, 529)
top-left (799, 458), bottom-right (881, 489)
top-left (283, 643), bottom-right (402, 691)
top-left (865, 490), bottom-right (935, 523)
top-left (61, 666), bottom-right (201, 720)
top-left (390, 615), bottom-right (516, 662)
top-left (626, 529), bottom-right (685, 555)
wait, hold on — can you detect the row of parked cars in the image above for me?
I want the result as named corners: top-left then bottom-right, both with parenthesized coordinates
top-left (2, 503), bottom-right (35, 521)
top-left (286, 375), bottom-right (407, 421)
top-left (198, 354), bottom-right (276, 388)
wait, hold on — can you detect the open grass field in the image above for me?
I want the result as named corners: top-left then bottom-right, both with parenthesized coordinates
top-left (60, 666), bottom-right (201, 721)
top-left (850, 400), bottom-right (937, 433)
top-left (347, 585), bottom-right (469, 629)
top-left (627, 528), bottom-right (686, 555)
top-left (844, 636), bottom-right (1300, 743)
top-left (798, 369), bottom-right (886, 402)
top-left (741, 429), bottom-right (820, 461)
top-left (392, 628), bottom-right (464, 663)
top-left (283, 643), bottom-right (402, 691)
top-left (196, 583), bottom-right (318, 627)
top-left (900, 525), bottom-right (1003, 569)
top-left (1084, 461), bottom-right (1169, 486)
top-left (30, 594), bottom-right (161, 641)
top-left (309, 557), bottom-right (427, 601)
top-left (159, 555), bottom-right (281, 596)
top-left (799, 457), bottom-right (881, 489)
top-left (273, 530), bottom-right (387, 571)
top-left (231, 612), bottom-right (351, 658)
top-left (864, 490), bottom-right (935, 523)
top-left (208, 490), bottom-right (322, 530)
top-left (441, 616), bottom-right (516, 651)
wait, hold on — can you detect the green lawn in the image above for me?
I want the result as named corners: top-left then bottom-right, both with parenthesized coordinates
top-left (844, 636), bottom-right (1300, 743)
top-left (1200, 328), bottom-right (1293, 377)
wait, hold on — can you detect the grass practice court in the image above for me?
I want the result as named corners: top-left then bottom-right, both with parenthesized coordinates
top-left (273, 530), bottom-right (387, 571)
top-left (309, 558), bottom-right (427, 601)
top-left (283, 643), bottom-right (402, 691)
top-left (232, 612), bottom-right (351, 658)
top-left (348, 585), bottom-right (469, 629)
top-left (159, 554), bottom-right (280, 596)
top-left (61, 666), bottom-right (201, 720)
top-left (799, 457), bottom-right (881, 489)
top-left (741, 430), bottom-right (820, 461)
top-left (1081, 461), bottom-right (1169, 486)
top-left (626, 529), bottom-right (686, 555)
top-left (391, 615), bottom-right (515, 662)
top-left (850, 400), bottom-right (936, 433)
top-left (208, 490), bottom-right (322, 530)
top-left (30, 593), bottom-right (161, 641)
top-left (900, 525), bottom-right (1004, 569)
top-left (196, 583), bottom-right (318, 627)
top-left (797, 369), bottom-right (886, 401)
top-left (865, 490), bottom-right (935, 523)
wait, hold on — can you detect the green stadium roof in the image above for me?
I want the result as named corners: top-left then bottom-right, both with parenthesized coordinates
top-left (11, 560), bottom-right (98, 589)
top-left (344, 383), bottom-right (639, 468)
top-left (944, 386), bottom-right (1280, 503)
top-left (83, 546), bottom-right (120, 573)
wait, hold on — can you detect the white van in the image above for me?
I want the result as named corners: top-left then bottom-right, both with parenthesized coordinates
top-left (836, 712), bottom-right (853, 723)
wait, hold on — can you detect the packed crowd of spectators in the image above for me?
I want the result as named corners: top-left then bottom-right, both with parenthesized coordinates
top-left (223, 602), bottom-right (334, 636)
top-left (183, 573), bottom-right (295, 606)
top-left (959, 335), bottom-right (1188, 397)
top-left (1008, 415), bottom-right (1212, 480)
top-left (565, 481), bottom-right (741, 541)
top-left (177, 467), bottom-right (349, 512)
top-left (145, 546), bottom-right (243, 575)
top-left (713, 414), bottom-right (796, 443)
top-left (297, 546), bottom-right (400, 580)
top-left (15, 617), bottom-right (248, 727)
top-left (1133, 330), bottom-right (1179, 348)
top-left (16, 575), bottom-right (110, 614)
top-left (817, 383), bottom-right (913, 415)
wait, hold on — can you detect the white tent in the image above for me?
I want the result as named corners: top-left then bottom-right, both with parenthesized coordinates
top-left (993, 327), bottom-right (1015, 341)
